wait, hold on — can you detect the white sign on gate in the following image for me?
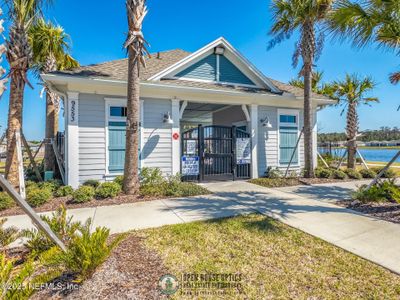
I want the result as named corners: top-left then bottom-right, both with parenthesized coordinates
top-left (236, 138), bottom-right (251, 164)
top-left (182, 156), bottom-right (199, 176)
top-left (186, 140), bottom-right (197, 155)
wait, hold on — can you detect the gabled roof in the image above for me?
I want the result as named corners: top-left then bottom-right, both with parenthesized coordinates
top-left (48, 38), bottom-right (331, 101)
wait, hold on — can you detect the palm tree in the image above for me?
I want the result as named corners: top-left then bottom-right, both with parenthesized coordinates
top-left (123, 0), bottom-right (149, 195)
top-left (29, 18), bottom-right (78, 174)
top-left (289, 70), bottom-right (335, 96)
top-left (3, 0), bottom-right (52, 187)
top-left (331, 74), bottom-right (378, 169)
top-left (329, 0), bottom-right (400, 86)
top-left (268, 0), bottom-right (333, 178)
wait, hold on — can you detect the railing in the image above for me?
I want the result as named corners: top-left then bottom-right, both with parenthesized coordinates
top-left (56, 132), bottom-right (65, 163)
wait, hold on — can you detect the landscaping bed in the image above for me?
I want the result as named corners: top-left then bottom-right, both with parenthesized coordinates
top-left (337, 200), bottom-right (400, 224)
top-left (33, 235), bottom-right (168, 300)
top-left (0, 168), bottom-right (210, 217)
top-left (66, 214), bottom-right (400, 299)
top-left (5, 213), bottom-right (400, 299)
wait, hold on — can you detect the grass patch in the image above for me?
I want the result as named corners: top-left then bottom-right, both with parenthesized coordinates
top-left (143, 214), bottom-right (400, 299)
top-left (249, 178), bottom-right (301, 188)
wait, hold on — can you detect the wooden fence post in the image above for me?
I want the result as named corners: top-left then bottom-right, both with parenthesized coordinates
top-left (0, 175), bottom-right (66, 251)
top-left (15, 130), bottom-right (25, 199)
top-left (21, 131), bottom-right (43, 182)
top-left (365, 150), bottom-right (400, 191)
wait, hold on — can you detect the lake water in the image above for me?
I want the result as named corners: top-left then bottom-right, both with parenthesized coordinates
top-left (318, 148), bottom-right (400, 163)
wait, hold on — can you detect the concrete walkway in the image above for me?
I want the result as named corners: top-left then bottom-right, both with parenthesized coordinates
top-left (4, 180), bottom-right (400, 274)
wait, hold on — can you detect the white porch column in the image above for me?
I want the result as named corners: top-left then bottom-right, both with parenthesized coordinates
top-left (66, 92), bottom-right (79, 188)
top-left (250, 104), bottom-right (259, 178)
top-left (171, 99), bottom-right (181, 175)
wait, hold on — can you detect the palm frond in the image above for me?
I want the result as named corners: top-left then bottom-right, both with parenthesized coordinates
top-left (389, 71), bottom-right (400, 84)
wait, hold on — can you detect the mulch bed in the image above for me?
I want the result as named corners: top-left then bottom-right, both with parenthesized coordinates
top-left (0, 194), bottom-right (161, 218)
top-left (32, 234), bottom-right (169, 300)
top-left (337, 200), bottom-right (400, 224)
top-left (298, 178), bottom-right (360, 185)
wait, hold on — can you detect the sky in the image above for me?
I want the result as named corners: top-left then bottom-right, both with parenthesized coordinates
top-left (0, 0), bottom-right (398, 140)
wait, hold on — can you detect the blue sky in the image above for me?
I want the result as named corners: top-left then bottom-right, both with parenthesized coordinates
top-left (0, 0), bottom-right (398, 140)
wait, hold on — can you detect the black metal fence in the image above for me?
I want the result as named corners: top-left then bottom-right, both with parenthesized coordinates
top-left (181, 125), bottom-right (251, 182)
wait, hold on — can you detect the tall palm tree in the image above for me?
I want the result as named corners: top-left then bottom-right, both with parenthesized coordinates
top-left (328, 0), bottom-right (400, 86)
top-left (3, 0), bottom-right (52, 187)
top-left (123, 0), bottom-right (149, 195)
top-left (29, 18), bottom-right (78, 174)
top-left (331, 74), bottom-right (378, 169)
top-left (289, 70), bottom-right (335, 96)
top-left (269, 0), bottom-right (333, 178)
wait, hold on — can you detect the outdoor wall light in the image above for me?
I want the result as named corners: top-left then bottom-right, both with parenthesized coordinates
top-left (260, 116), bottom-right (272, 128)
top-left (163, 112), bottom-right (174, 125)
top-left (214, 46), bottom-right (225, 55)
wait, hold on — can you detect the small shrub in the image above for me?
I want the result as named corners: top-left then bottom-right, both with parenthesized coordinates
top-left (72, 186), bottom-right (95, 203)
top-left (0, 219), bottom-right (19, 249)
top-left (140, 167), bottom-right (164, 186)
top-left (0, 192), bottom-right (14, 211)
top-left (332, 170), bottom-right (347, 180)
top-left (265, 167), bottom-right (282, 179)
top-left (83, 179), bottom-right (100, 188)
top-left (26, 186), bottom-right (52, 207)
top-left (250, 178), bottom-right (301, 188)
top-left (172, 182), bottom-right (210, 197)
top-left (315, 168), bottom-right (332, 179)
top-left (95, 182), bottom-right (121, 199)
top-left (54, 185), bottom-right (74, 198)
top-left (360, 169), bottom-right (377, 179)
top-left (58, 220), bottom-right (124, 281)
top-left (372, 167), bottom-right (397, 179)
top-left (352, 181), bottom-right (400, 203)
top-left (345, 169), bottom-right (362, 180)
top-left (23, 205), bottom-right (81, 255)
top-left (164, 174), bottom-right (183, 197)
top-left (39, 180), bottom-right (62, 193)
top-left (25, 180), bottom-right (38, 189)
top-left (114, 175), bottom-right (124, 187)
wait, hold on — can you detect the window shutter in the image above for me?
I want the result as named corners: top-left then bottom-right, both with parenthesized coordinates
top-left (279, 126), bottom-right (298, 164)
top-left (108, 122), bottom-right (126, 172)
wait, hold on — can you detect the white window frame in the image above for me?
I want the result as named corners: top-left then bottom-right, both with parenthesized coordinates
top-left (277, 109), bottom-right (300, 167)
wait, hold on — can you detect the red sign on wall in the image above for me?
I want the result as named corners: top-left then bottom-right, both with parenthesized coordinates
top-left (173, 132), bottom-right (180, 140)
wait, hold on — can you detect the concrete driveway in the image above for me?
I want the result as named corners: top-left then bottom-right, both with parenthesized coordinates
top-left (4, 179), bottom-right (400, 274)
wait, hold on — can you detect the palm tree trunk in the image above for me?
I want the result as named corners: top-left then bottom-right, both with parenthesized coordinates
top-left (5, 75), bottom-right (25, 187)
top-left (44, 91), bottom-right (58, 173)
top-left (346, 102), bottom-right (358, 169)
top-left (123, 46), bottom-right (140, 195)
top-left (302, 21), bottom-right (315, 178)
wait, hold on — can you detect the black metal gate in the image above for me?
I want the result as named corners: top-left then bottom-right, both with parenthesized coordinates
top-left (181, 125), bottom-right (251, 182)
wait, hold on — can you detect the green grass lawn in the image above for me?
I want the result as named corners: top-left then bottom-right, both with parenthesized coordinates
top-left (142, 214), bottom-right (400, 299)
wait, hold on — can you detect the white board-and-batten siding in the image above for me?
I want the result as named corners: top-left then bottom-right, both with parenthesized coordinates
top-left (77, 94), bottom-right (173, 184)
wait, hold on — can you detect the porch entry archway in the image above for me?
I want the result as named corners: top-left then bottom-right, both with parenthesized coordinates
top-left (181, 125), bottom-right (251, 182)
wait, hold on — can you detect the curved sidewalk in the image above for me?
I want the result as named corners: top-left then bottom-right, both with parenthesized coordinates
top-left (5, 180), bottom-right (400, 274)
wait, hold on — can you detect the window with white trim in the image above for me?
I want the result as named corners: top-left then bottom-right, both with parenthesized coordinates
top-left (279, 113), bottom-right (299, 165)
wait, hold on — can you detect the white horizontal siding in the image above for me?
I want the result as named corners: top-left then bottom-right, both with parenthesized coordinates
top-left (257, 106), bottom-right (305, 177)
top-left (141, 99), bottom-right (172, 175)
top-left (78, 93), bottom-right (106, 184)
top-left (258, 107), bottom-right (278, 176)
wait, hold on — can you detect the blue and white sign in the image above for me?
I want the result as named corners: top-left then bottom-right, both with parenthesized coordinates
top-left (236, 138), bottom-right (251, 164)
top-left (182, 156), bottom-right (199, 176)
